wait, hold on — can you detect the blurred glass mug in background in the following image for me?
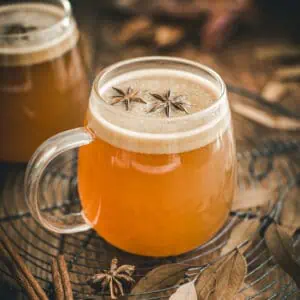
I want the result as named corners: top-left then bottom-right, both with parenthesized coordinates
top-left (25, 57), bottom-right (236, 257)
top-left (0, 0), bottom-right (89, 162)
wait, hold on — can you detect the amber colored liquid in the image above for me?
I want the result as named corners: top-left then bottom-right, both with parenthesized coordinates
top-left (0, 42), bottom-right (89, 162)
top-left (78, 127), bottom-right (236, 257)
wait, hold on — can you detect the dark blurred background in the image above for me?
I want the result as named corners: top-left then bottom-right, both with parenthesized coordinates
top-left (71, 0), bottom-right (300, 57)
top-left (62, 0), bottom-right (300, 151)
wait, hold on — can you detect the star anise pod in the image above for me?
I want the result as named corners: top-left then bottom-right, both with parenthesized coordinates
top-left (2, 24), bottom-right (38, 43)
top-left (111, 87), bottom-right (147, 111)
top-left (4, 24), bottom-right (37, 35)
top-left (149, 90), bottom-right (191, 117)
top-left (88, 258), bottom-right (135, 299)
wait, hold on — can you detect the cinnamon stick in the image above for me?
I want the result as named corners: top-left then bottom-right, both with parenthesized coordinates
top-left (118, 17), bottom-right (153, 44)
top-left (0, 231), bottom-right (48, 300)
top-left (231, 101), bottom-right (300, 130)
top-left (51, 258), bottom-right (64, 300)
top-left (154, 25), bottom-right (184, 48)
top-left (261, 81), bottom-right (289, 103)
top-left (255, 45), bottom-right (300, 62)
top-left (275, 66), bottom-right (300, 81)
top-left (0, 254), bottom-right (39, 300)
top-left (52, 255), bottom-right (73, 300)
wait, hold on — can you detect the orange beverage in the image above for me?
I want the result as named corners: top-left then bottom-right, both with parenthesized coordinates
top-left (25, 57), bottom-right (236, 258)
top-left (78, 64), bottom-right (236, 257)
top-left (0, 1), bottom-right (89, 162)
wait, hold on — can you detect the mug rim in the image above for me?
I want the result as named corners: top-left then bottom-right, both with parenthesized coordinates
top-left (92, 56), bottom-right (227, 123)
top-left (0, 0), bottom-right (72, 40)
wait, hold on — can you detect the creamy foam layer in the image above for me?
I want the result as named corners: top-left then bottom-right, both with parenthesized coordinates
top-left (101, 70), bottom-right (217, 117)
top-left (0, 3), bottom-right (78, 66)
top-left (88, 69), bottom-right (231, 154)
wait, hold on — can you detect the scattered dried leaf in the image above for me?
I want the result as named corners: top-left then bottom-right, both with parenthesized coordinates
top-left (131, 264), bottom-right (188, 299)
top-left (221, 219), bottom-right (260, 255)
top-left (255, 45), bottom-right (300, 62)
top-left (234, 286), bottom-right (260, 299)
top-left (118, 17), bottom-right (153, 44)
top-left (280, 185), bottom-right (300, 236)
top-left (169, 281), bottom-right (197, 300)
top-left (231, 101), bottom-right (300, 130)
top-left (275, 66), bottom-right (300, 82)
top-left (247, 267), bottom-right (291, 299)
top-left (212, 250), bottom-right (247, 299)
top-left (261, 81), bottom-right (289, 103)
top-left (233, 294), bottom-right (246, 300)
top-left (154, 25), bottom-right (184, 48)
top-left (195, 268), bottom-right (216, 300)
top-left (232, 187), bottom-right (272, 211)
top-left (280, 225), bottom-right (297, 237)
top-left (264, 223), bottom-right (300, 289)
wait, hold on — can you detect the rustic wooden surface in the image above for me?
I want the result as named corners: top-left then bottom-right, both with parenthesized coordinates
top-left (1, 1), bottom-right (300, 299)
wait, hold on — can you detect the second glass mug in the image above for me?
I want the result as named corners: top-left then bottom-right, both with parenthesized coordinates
top-left (0, 0), bottom-right (89, 162)
top-left (25, 57), bottom-right (236, 257)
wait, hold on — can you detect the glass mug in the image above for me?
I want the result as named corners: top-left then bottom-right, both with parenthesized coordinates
top-left (25, 57), bottom-right (236, 257)
top-left (0, 0), bottom-right (89, 162)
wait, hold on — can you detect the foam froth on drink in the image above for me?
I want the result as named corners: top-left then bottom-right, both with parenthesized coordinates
top-left (88, 68), bottom-right (231, 154)
top-left (0, 3), bottom-right (78, 66)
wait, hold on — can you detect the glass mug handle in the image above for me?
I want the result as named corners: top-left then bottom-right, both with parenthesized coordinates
top-left (25, 128), bottom-right (94, 234)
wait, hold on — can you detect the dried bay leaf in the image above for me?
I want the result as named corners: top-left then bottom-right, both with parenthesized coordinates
top-left (261, 81), bottom-right (289, 103)
top-left (233, 295), bottom-right (246, 300)
top-left (246, 263), bottom-right (292, 299)
top-left (232, 101), bottom-right (300, 130)
top-left (281, 224), bottom-right (298, 237)
top-left (195, 268), bottom-right (216, 300)
top-left (221, 219), bottom-right (260, 255)
top-left (235, 286), bottom-right (260, 299)
top-left (131, 264), bottom-right (188, 299)
top-left (169, 281), bottom-right (197, 300)
top-left (118, 17), bottom-right (153, 44)
top-left (280, 186), bottom-right (300, 235)
top-left (154, 26), bottom-right (185, 48)
top-left (264, 223), bottom-right (300, 289)
top-left (255, 44), bottom-right (300, 62)
top-left (232, 187), bottom-right (272, 211)
top-left (212, 250), bottom-right (247, 299)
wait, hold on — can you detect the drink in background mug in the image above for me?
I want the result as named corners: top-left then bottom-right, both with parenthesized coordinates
top-left (25, 57), bottom-right (236, 257)
top-left (0, 0), bottom-right (89, 162)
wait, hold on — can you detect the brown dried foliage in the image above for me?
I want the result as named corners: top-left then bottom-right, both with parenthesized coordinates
top-left (169, 281), bottom-right (197, 300)
top-left (118, 17), bottom-right (153, 44)
top-left (280, 184), bottom-right (300, 236)
top-left (232, 187), bottom-right (272, 211)
top-left (221, 218), bottom-right (260, 255)
top-left (195, 268), bottom-right (216, 299)
top-left (264, 223), bottom-right (300, 289)
top-left (211, 250), bottom-right (247, 299)
top-left (130, 264), bottom-right (188, 299)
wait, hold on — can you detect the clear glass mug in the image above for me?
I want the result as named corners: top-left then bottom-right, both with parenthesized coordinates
top-left (0, 0), bottom-right (89, 162)
top-left (25, 57), bottom-right (236, 257)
